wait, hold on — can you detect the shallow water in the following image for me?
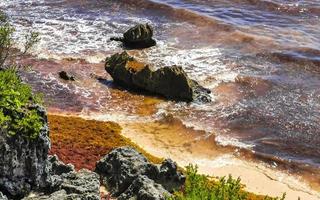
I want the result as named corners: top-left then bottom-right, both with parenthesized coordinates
top-left (1, 0), bottom-right (320, 191)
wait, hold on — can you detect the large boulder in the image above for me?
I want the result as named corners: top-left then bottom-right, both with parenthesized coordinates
top-left (110, 24), bottom-right (156, 49)
top-left (0, 106), bottom-right (51, 199)
top-left (105, 51), bottom-right (211, 102)
top-left (95, 147), bottom-right (185, 200)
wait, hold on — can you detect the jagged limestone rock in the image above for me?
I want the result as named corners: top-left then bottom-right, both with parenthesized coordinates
top-left (105, 51), bottom-right (211, 102)
top-left (23, 167), bottom-right (101, 200)
top-left (110, 24), bottom-right (156, 49)
top-left (95, 147), bottom-right (185, 200)
top-left (0, 105), bottom-right (100, 200)
top-left (0, 106), bottom-right (50, 199)
top-left (118, 175), bottom-right (169, 200)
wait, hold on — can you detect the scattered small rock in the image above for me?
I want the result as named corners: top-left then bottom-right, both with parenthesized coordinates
top-left (105, 51), bottom-right (212, 102)
top-left (110, 24), bottom-right (156, 49)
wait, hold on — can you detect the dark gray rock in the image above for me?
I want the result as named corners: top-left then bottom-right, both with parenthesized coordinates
top-left (105, 51), bottom-right (211, 102)
top-left (118, 175), bottom-right (170, 200)
top-left (95, 146), bottom-right (158, 196)
top-left (157, 159), bottom-right (186, 192)
top-left (110, 24), bottom-right (156, 49)
top-left (23, 168), bottom-right (101, 200)
top-left (0, 106), bottom-right (50, 199)
top-left (0, 105), bottom-right (100, 200)
top-left (59, 71), bottom-right (75, 81)
top-left (47, 155), bottom-right (75, 176)
top-left (95, 147), bottom-right (185, 199)
top-left (59, 169), bottom-right (100, 199)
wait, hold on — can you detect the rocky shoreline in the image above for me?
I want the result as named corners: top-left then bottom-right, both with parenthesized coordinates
top-left (0, 111), bottom-right (185, 200)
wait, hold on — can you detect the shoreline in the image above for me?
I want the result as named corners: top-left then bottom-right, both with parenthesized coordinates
top-left (119, 121), bottom-right (320, 200)
top-left (49, 111), bottom-right (320, 200)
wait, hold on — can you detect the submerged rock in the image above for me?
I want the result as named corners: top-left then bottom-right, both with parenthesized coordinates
top-left (58, 71), bottom-right (75, 81)
top-left (105, 51), bottom-right (211, 102)
top-left (95, 146), bottom-right (185, 200)
top-left (110, 24), bottom-right (156, 49)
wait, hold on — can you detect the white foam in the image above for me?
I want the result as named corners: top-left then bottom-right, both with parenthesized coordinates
top-left (215, 134), bottom-right (255, 149)
top-left (143, 42), bottom-right (236, 84)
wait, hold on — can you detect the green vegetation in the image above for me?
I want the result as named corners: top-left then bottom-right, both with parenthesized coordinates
top-left (0, 10), bottom-right (39, 69)
top-left (0, 10), bottom-right (42, 139)
top-left (168, 165), bottom-right (286, 200)
top-left (0, 69), bottom-right (44, 139)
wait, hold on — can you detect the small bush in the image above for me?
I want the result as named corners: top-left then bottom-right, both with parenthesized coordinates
top-left (168, 165), bottom-right (287, 200)
top-left (168, 165), bottom-right (247, 200)
top-left (0, 69), bottom-right (43, 139)
top-left (0, 10), bottom-right (43, 139)
top-left (0, 11), bottom-right (39, 69)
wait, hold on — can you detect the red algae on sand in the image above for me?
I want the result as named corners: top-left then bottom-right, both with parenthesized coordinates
top-left (48, 114), bottom-right (162, 171)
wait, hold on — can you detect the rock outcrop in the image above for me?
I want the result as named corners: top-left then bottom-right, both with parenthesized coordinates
top-left (95, 147), bottom-right (185, 200)
top-left (23, 168), bottom-right (100, 200)
top-left (105, 51), bottom-right (212, 102)
top-left (110, 24), bottom-right (156, 49)
top-left (0, 106), bottom-right (100, 200)
top-left (118, 175), bottom-right (170, 200)
top-left (0, 106), bottom-right (50, 199)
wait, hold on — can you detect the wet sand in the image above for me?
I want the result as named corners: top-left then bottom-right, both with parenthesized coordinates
top-left (118, 121), bottom-right (320, 200)
top-left (59, 111), bottom-right (319, 200)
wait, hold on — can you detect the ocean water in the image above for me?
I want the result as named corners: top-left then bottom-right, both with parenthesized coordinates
top-left (1, 0), bottom-right (320, 189)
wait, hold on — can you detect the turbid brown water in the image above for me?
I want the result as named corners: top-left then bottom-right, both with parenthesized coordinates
top-left (1, 0), bottom-right (320, 197)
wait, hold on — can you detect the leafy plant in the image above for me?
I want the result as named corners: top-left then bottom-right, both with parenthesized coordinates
top-left (168, 165), bottom-right (247, 200)
top-left (168, 165), bottom-right (287, 200)
top-left (0, 10), bottom-right (43, 139)
top-left (0, 69), bottom-right (44, 139)
top-left (0, 11), bottom-right (39, 69)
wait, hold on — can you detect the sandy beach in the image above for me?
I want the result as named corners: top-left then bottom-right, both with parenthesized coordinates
top-left (119, 121), bottom-right (320, 200)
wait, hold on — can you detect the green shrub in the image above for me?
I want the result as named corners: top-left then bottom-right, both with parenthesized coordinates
top-left (0, 11), bottom-right (39, 69)
top-left (168, 165), bottom-right (247, 200)
top-left (0, 69), bottom-right (44, 139)
top-left (168, 165), bottom-right (286, 200)
top-left (0, 10), bottom-right (43, 139)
